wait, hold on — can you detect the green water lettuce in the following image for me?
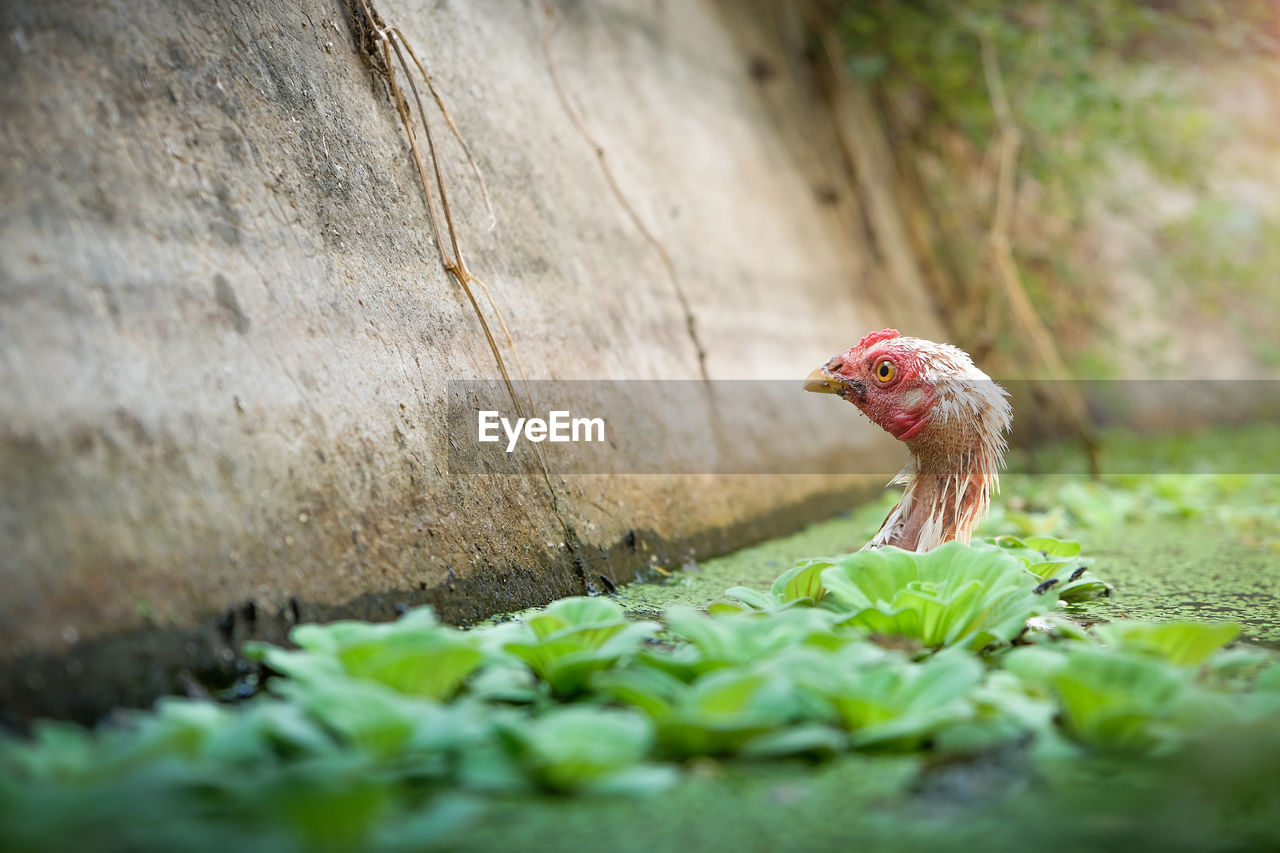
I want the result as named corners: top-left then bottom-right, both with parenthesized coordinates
top-left (650, 605), bottom-right (850, 677)
top-left (593, 666), bottom-right (803, 757)
top-left (819, 542), bottom-right (1051, 650)
top-left (271, 678), bottom-right (482, 761)
top-left (600, 639), bottom-right (988, 757)
top-left (249, 607), bottom-right (485, 701)
top-left (934, 668), bottom-right (1063, 755)
top-left (1093, 620), bottom-right (1240, 666)
top-left (719, 557), bottom-right (835, 612)
top-left (502, 597), bottom-right (660, 697)
top-left (1043, 648), bottom-right (1188, 753)
top-left (794, 647), bottom-right (984, 750)
top-left (496, 706), bottom-right (675, 794)
top-left (772, 558), bottom-right (833, 605)
top-left (1006, 637), bottom-right (1280, 756)
top-left (988, 535), bottom-right (1111, 602)
top-left (6, 477), bottom-right (1280, 853)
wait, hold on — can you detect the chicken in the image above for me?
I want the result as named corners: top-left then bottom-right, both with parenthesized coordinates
top-left (804, 329), bottom-right (1011, 552)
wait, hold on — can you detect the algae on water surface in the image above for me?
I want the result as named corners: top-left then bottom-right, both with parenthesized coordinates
top-left (1082, 518), bottom-right (1280, 645)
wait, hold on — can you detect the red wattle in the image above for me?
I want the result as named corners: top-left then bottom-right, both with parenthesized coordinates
top-left (895, 416), bottom-right (929, 441)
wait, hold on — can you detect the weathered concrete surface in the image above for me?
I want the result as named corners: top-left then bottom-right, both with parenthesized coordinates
top-left (0, 0), bottom-right (941, 721)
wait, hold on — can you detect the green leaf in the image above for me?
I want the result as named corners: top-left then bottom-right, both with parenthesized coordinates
top-left (252, 607), bottom-right (486, 700)
top-left (1023, 537), bottom-right (1083, 557)
top-left (1047, 649), bottom-right (1186, 753)
top-left (806, 648), bottom-right (984, 750)
top-left (647, 669), bottom-right (802, 757)
top-left (820, 542), bottom-right (1050, 649)
top-left (986, 535), bottom-right (1110, 602)
top-left (245, 643), bottom-right (347, 684)
top-left (500, 598), bottom-right (660, 696)
top-left (499, 706), bottom-right (664, 793)
top-left (591, 666), bottom-right (685, 718)
top-left (739, 724), bottom-right (848, 759)
top-left (719, 558), bottom-right (836, 612)
top-left (270, 678), bottom-right (465, 760)
top-left (1003, 646), bottom-right (1071, 684)
top-left (1006, 642), bottom-right (1268, 756)
top-left (526, 597), bottom-right (627, 639)
top-left (246, 757), bottom-right (393, 850)
top-left (660, 606), bottom-right (849, 675)
top-left (771, 558), bottom-right (834, 605)
top-left (1095, 621), bottom-right (1241, 666)
top-left (337, 639), bottom-right (484, 700)
top-left (202, 700), bottom-right (337, 763)
top-left (717, 586), bottom-right (776, 612)
top-left (936, 669), bottom-right (1059, 755)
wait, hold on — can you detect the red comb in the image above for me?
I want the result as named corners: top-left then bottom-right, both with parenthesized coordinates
top-left (855, 329), bottom-right (900, 349)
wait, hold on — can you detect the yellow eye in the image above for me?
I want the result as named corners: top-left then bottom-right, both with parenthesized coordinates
top-left (874, 359), bottom-right (896, 384)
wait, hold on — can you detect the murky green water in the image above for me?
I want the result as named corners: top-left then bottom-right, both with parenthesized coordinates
top-left (1080, 519), bottom-right (1279, 645)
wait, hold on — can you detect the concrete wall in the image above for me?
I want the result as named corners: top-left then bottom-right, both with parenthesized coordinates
top-left (0, 0), bottom-right (942, 721)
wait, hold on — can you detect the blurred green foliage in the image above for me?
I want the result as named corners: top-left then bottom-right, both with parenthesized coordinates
top-left (1154, 203), bottom-right (1280, 368)
top-left (837, 0), bottom-right (1277, 184)
top-left (835, 0), bottom-right (1280, 374)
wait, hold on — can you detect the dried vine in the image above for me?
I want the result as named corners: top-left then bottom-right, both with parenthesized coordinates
top-left (346, 0), bottom-right (527, 409)
top-left (343, 0), bottom-right (586, 567)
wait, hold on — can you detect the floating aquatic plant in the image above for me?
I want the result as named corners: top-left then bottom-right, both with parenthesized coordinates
top-left (1092, 620), bottom-right (1239, 666)
top-left (248, 607), bottom-right (484, 701)
top-left (495, 706), bottom-right (675, 794)
top-left (819, 542), bottom-right (1051, 650)
top-left (500, 597), bottom-right (660, 697)
top-left (987, 535), bottom-right (1111, 602)
top-left (792, 646), bottom-right (985, 750)
top-left (718, 557), bottom-right (834, 612)
top-left (593, 664), bottom-right (804, 758)
top-left (649, 605), bottom-right (849, 678)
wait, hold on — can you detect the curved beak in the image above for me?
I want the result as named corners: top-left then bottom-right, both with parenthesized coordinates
top-left (804, 366), bottom-right (845, 395)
